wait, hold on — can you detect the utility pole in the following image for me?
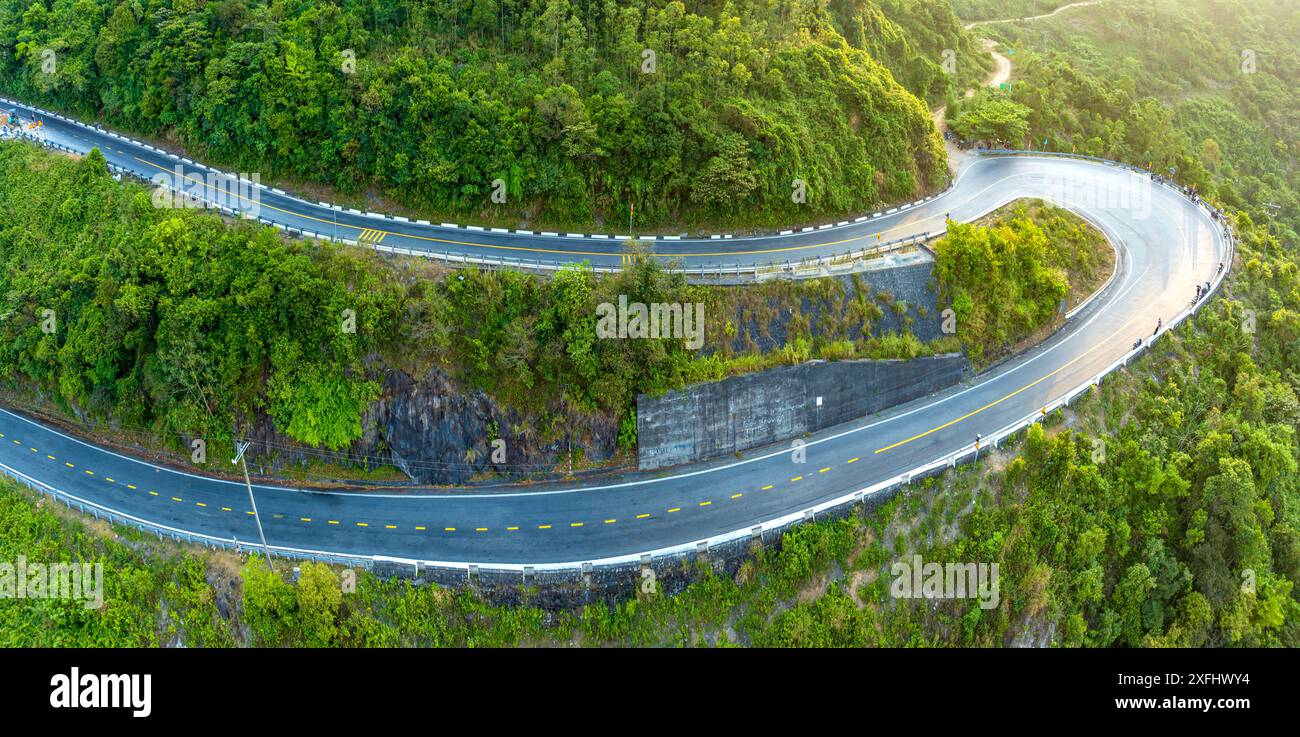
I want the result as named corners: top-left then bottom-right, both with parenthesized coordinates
top-left (233, 440), bottom-right (274, 571)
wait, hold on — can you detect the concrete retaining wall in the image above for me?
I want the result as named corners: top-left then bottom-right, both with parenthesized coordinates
top-left (637, 353), bottom-right (967, 470)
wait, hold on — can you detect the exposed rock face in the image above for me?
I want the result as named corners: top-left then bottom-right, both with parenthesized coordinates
top-left (251, 366), bottom-right (619, 485)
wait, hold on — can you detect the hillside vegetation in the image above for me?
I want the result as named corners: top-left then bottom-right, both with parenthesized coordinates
top-left (0, 141), bottom-right (969, 466)
top-left (934, 199), bottom-right (1112, 367)
top-left (0, 0), bottom-right (988, 229)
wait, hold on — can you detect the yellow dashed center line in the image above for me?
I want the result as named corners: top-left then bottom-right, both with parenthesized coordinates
top-left (171, 497), bottom-right (182, 502)
top-left (84, 470), bottom-right (93, 476)
top-left (195, 502), bottom-right (206, 508)
top-left (328, 520), bottom-right (339, 525)
top-left (105, 477), bottom-right (114, 483)
top-left (570, 522), bottom-right (584, 527)
top-left (46, 455), bottom-right (55, 460)
top-left (475, 527), bottom-right (488, 532)
top-left (731, 493), bottom-right (743, 499)
top-left (699, 501), bottom-right (712, 507)
top-left (636, 514), bottom-right (650, 519)
top-left (356, 522), bottom-right (368, 527)
top-left (65, 462), bottom-right (74, 468)
top-left (667, 508), bottom-right (680, 513)
top-left (761, 485), bottom-right (774, 490)
top-left (132, 155), bottom-right (910, 260)
top-left (444, 527), bottom-right (456, 532)
top-left (791, 476), bottom-right (803, 482)
top-left (506, 526), bottom-right (519, 531)
top-left (221, 507), bottom-right (232, 512)
top-left (414, 526), bottom-right (426, 531)
top-left (847, 457), bottom-right (860, 464)
top-left (386, 525), bottom-right (398, 529)
top-left (819, 467), bottom-right (830, 473)
top-left (301, 517), bottom-right (311, 522)
top-left (604, 519), bottom-right (616, 524)
top-left (126, 484), bottom-right (136, 490)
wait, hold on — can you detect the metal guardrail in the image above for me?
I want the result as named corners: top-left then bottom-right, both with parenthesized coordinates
top-left (0, 127), bottom-right (1237, 578)
top-left (1, 105), bottom-right (951, 281)
top-left (0, 461), bottom-right (374, 570)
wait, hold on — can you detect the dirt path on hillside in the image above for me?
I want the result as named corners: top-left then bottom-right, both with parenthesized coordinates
top-left (934, 1), bottom-right (1097, 169)
top-left (962, 0), bottom-right (1103, 30)
top-left (932, 38), bottom-right (1011, 169)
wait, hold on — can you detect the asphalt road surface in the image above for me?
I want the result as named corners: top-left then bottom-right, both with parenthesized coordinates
top-left (0, 97), bottom-right (1228, 567)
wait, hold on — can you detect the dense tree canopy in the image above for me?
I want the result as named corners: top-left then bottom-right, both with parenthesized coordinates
top-left (0, 0), bottom-right (988, 228)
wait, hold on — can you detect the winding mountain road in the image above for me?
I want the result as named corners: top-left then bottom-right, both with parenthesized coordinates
top-left (0, 94), bottom-right (1230, 567)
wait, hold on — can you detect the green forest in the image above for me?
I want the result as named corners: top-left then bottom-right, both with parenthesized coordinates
top-left (0, 0), bottom-right (990, 229)
top-left (1, 139), bottom-right (1100, 463)
top-left (0, 0), bottom-right (1295, 648)
top-left (933, 199), bottom-right (1110, 366)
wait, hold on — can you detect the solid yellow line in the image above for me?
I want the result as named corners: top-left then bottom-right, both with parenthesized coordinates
top-left (874, 329), bottom-right (1116, 454)
top-left (132, 157), bottom-right (923, 260)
